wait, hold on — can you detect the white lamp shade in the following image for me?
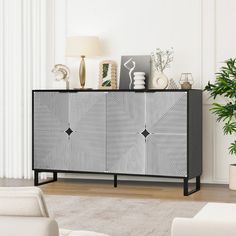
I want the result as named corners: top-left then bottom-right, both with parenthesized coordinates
top-left (65, 36), bottom-right (102, 57)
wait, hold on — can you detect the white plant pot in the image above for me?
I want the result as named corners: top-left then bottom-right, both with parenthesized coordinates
top-left (229, 164), bottom-right (236, 190)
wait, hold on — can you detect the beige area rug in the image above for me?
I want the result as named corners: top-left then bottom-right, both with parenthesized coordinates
top-left (45, 195), bottom-right (206, 236)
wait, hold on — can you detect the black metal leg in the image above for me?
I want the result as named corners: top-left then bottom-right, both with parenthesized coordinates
top-left (34, 170), bottom-right (39, 186)
top-left (34, 171), bottom-right (58, 186)
top-left (196, 176), bottom-right (201, 190)
top-left (114, 174), bottom-right (117, 188)
top-left (183, 178), bottom-right (188, 196)
top-left (183, 176), bottom-right (201, 196)
top-left (53, 172), bottom-right (58, 181)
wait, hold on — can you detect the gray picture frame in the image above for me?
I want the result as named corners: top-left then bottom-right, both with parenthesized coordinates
top-left (119, 55), bottom-right (151, 90)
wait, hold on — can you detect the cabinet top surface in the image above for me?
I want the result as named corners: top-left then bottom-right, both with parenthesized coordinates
top-left (33, 89), bottom-right (202, 93)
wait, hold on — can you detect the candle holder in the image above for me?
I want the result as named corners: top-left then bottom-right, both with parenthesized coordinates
top-left (179, 73), bottom-right (194, 89)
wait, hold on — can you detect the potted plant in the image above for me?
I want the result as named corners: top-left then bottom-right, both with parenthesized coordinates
top-left (205, 58), bottom-right (236, 190)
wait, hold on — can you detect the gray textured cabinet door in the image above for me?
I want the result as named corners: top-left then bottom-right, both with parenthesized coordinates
top-left (146, 92), bottom-right (187, 177)
top-left (34, 92), bottom-right (106, 172)
top-left (68, 92), bottom-right (106, 172)
top-left (106, 92), bottom-right (146, 174)
top-left (34, 92), bottom-right (70, 170)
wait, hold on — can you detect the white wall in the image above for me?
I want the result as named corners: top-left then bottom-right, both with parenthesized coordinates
top-left (47, 0), bottom-right (236, 184)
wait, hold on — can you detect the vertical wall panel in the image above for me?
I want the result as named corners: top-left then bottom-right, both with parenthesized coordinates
top-left (4, 0), bottom-right (14, 178)
top-left (202, 105), bottom-right (214, 182)
top-left (22, 0), bottom-right (33, 179)
top-left (215, 0), bottom-right (236, 63)
top-left (213, 0), bottom-right (236, 182)
top-left (0, 0), bottom-right (5, 178)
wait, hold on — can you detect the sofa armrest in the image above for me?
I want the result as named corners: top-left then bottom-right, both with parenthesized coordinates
top-left (0, 216), bottom-right (59, 236)
top-left (171, 218), bottom-right (236, 236)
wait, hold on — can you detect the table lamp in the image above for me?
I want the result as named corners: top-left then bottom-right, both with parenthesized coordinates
top-left (65, 36), bottom-right (102, 89)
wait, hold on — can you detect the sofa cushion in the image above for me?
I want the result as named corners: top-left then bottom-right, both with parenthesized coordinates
top-left (0, 216), bottom-right (59, 236)
top-left (194, 203), bottom-right (236, 220)
top-left (171, 218), bottom-right (236, 236)
top-left (0, 187), bottom-right (49, 217)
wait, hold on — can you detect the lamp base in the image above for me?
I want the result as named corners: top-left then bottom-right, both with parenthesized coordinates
top-left (79, 56), bottom-right (86, 88)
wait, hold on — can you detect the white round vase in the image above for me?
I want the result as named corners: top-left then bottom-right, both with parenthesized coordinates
top-left (152, 72), bottom-right (169, 89)
top-left (229, 164), bottom-right (236, 190)
top-left (134, 72), bottom-right (145, 89)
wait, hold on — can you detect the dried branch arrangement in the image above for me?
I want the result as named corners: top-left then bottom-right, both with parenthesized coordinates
top-left (151, 48), bottom-right (174, 72)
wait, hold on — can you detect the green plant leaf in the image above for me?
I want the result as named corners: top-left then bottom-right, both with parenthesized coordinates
top-left (229, 141), bottom-right (236, 155)
top-left (205, 58), bottom-right (236, 155)
top-left (223, 121), bottom-right (236, 135)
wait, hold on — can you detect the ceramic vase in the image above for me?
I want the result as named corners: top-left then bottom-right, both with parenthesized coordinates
top-left (152, 72), bottom-right (169, 89)
top-left (134, 72), bottom-right (145, 89)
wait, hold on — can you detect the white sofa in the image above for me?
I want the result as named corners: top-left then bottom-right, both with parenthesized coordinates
top-left (0, 187), bottom-right (109, 236)
top-left (171, 203), bottom-right (236, 236)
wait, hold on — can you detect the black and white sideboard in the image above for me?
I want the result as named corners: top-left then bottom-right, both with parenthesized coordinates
top-left (32, 89), bottom-right (202, 196)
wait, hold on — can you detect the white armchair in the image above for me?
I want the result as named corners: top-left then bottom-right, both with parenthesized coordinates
top-left (171, 203), bottom-right (236, 236)
top-left (0, 187), bottom-right (109, 236)
top-left (0, 187), bottom-right (58, 236)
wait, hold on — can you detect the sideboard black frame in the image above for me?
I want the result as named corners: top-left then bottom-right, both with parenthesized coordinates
top-left (32, 89), bottom-right (202, 196)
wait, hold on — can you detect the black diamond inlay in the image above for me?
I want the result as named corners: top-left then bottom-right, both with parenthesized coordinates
top-left (65, 128), bottom-right (73, 136)
top-left (141, 129), bottom-right (150, 138)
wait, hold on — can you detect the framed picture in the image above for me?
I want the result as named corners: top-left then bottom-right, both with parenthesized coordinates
top-left (119, 55), bottom-right (151, 89)
top-left (99, 60), bottom-right (117, 89)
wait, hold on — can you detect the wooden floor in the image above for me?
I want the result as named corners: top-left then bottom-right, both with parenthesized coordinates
top-left (0, 178), bottom-right (236, 203)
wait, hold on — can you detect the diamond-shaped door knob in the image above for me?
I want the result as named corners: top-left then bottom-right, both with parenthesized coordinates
top-left (141, 129), bottom-right (150, 138)
top-left (65, 127), bottom-right (73, 136)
